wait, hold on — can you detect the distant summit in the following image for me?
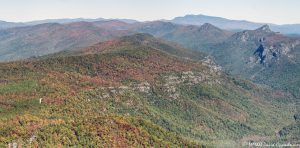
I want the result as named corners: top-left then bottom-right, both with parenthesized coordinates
top-left (256, 24), bottom-right (272, 32)
top-left (200, 23), bottom-right (221, 31)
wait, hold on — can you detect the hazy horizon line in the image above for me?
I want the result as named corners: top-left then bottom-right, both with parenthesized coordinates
top-left (1, 14), bottom-right (300, 26)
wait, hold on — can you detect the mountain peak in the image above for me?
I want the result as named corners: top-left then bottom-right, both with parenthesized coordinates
top-left (256, 24), bottom-right (272, 32)
top-left (200, 23), bottom-right (220, 30)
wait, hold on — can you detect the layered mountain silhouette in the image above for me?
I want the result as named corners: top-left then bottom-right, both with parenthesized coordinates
top-left (133, 22), bottom-right (233, 50)
top-left (0, 21), bottom-right (134, 61)
top-left (171, 14), bottom-right (300, 35)
top-left (2, 14), bottom-right (300, 34)
top-left (0, 21), bottom-right (227, 62)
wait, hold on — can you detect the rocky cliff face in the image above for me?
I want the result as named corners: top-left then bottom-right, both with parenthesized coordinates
top-left (252, 41), bottom-right (300, 65)
top-left (254, 44), bottom-right (267, 64)
top-left (249, 26), bottom-right (300, 66)
top-left (229, 25), bottom-right (300, 66)
top-left (205, 25), bottom-right (300, 97)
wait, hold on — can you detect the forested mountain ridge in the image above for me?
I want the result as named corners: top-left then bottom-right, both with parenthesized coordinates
top-left (0, 34), bottom-right (297, 147)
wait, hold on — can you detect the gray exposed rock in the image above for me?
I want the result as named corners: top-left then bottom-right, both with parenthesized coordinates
top-left (134, 82), bottom-right (151, 93)
top-left (8, 142), bottom-right (17, 148)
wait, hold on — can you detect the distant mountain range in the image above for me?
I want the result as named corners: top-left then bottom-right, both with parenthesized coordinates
top-left (0, 20), bottom-right (230, 62)
top-left (0, 21), bottom-right (134, 61)
top-left (1, 14), bottom-right (300, 35)
top-left (170, 14), bottom-right (300, 35)
top-left (27, 18), bottom-right (138, 25)
top-left (0, 18), bottom-right (138, 30)
top-left (132, 21), bottom-right (233, 50)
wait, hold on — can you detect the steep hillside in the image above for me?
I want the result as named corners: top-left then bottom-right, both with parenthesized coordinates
top-left (0, 22), bottom-right (133, 62)
top-left (0, 34), bottom-right (297, 147)
top-left (207, 25), bottom-right (300, 96)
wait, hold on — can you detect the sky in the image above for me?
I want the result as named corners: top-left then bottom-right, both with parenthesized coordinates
top-left (0, 0), bottom-right (299, 25)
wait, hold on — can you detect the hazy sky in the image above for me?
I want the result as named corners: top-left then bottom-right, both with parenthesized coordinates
top-left (0, 0), bottom-right (299, 24)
